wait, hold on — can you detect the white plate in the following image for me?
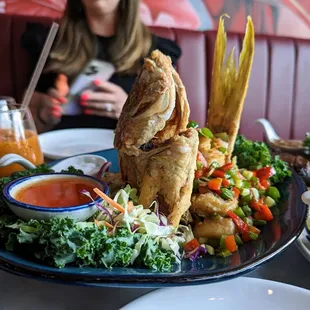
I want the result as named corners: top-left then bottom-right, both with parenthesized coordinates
top-left (39, 128), bottom-right (114, 160)
top-left (121, 277), bottom-right (310, 310)
top-left (51, 154), bottom-right (107, 177)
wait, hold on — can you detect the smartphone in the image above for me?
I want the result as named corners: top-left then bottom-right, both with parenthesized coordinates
top-left (62, 59), bottom-right (115, 115)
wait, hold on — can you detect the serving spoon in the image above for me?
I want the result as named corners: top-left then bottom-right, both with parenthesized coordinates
top-left (256, 119), bottom-right (309, 156)
top-left (0, 154), bottom-right (36, 170)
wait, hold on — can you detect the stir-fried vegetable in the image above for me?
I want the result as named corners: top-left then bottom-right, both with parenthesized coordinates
top-left (233, 135), bottom-right (291, 184)
top-left (187, 120), bottom-right (199, 129)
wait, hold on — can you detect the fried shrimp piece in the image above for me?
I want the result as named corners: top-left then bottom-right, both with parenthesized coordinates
top-left (191, 191), bottom-right (238, 217)
top-left (194, 217), bottom-right (237, 239)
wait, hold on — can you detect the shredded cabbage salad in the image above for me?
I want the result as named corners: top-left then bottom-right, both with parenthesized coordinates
top-left (84, 185), bottom-right (192, 266)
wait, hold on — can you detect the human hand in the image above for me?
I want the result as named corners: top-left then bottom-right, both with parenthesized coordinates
top-left (80, 80), bottom-right (127, 119)
top-left (38, 74), bottom-right (69, 124)
top-left (38, 88), bottom-right (67, 124)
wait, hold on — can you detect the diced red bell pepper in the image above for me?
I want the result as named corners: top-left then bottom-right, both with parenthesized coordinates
top-left (250, 199), bottom-right (263, 211)
top-left (254, 211), bottom-right (265, 221)
top-left (232, 187), bottom-right (240, 198)
top-left (254, 205), bottom-right (274, 222)
top-left (208, 178), bottom-right (222, 191)
top-left (260, 179), bottom-right (270, 189)
top-left (225, 235), bottom-right (238, 253)
top-left (227, 211), bottom-right (249, 234)
top-left (212, 170), bottom-right (226, 178)
top-left (256, 166), bottom-right (275, 180)
top-left (195, 169), bottom-right (205, 179)
top-left (222, 178), bottom-right (230, 187)
top-left (184, 238), bottom-right (200, 252)
top-left (220, 163), bottom-right (233, 172)
top-left (259, 205), bottom-right (274, 221)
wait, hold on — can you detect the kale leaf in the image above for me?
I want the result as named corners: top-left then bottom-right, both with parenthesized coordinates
top-left (0, 216), bottom-right (176, 271)
top-left (61, 166), bottom-right (84, 175)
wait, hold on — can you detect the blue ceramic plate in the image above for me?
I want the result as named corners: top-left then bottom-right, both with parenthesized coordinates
top-left (0, 149), bottom-right (308, 288)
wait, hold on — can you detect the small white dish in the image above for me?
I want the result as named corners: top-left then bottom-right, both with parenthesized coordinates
top-left (51, 154), bottom-right (107, 177)
top-left (39, 128), bottom-right (114, 160)
top-left (121, 277), bottom-right (310, 310)
top-left (256, 118), bottom-right (309, 155)
top-left (2, 173), bottom-right (108, 222)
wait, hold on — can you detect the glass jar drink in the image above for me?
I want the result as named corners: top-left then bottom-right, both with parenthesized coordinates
top-left (0, 97), bottom-right (44, 177)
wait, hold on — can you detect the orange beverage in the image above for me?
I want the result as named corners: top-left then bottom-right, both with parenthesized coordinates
top-left (0, 129), bottom-right (44, 177)
top-left (0, 98), bottom-right (44, 177)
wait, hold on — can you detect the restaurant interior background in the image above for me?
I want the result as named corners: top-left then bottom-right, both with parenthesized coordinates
top-left (2, 0), bottom-right (310, 39)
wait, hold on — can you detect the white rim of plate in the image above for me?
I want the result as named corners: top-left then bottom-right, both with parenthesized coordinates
top-left (38, 128), bottom-right (114, 160)
top-left (121, 277), bottom-right (310, 310)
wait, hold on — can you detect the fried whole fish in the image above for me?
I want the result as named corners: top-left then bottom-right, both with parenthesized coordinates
top-left (115, 50), bottom-right (198, 227)
top-left (114, 50), bottom-right (189, 156)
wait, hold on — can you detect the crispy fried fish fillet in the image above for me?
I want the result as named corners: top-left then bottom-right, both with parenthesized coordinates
top-left (114, 50), bottom-right (189, 156)
top-left (115, 50), bottom-right (197, 227)
top-left (207, 16), bottom-right (255, 158)
top-left (138, 129), bottom-right (198, 227)
top-left (119, 130), bottom-right (198, 227)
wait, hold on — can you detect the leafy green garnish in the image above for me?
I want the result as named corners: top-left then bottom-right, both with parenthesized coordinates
top-left (61, 165), bottom-right (84, 175)
top-left (0, 217), bottom-right (177, 271)
top-left (233, 135), bottom-right (291, 184)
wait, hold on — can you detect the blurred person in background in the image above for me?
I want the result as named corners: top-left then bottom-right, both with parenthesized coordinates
top-left (22, 0), bottom-right (181, 133)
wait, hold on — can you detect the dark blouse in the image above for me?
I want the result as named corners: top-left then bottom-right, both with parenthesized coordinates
top-left (21, 23), bottom-right (182, 130)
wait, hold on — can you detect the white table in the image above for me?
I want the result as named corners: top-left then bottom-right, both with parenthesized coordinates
top-left (0, 243), bottom-right (308, 310)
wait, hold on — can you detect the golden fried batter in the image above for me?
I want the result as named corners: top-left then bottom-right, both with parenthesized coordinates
top-left (115, 50), bottom-right (198, 227)
top-left (114, 50), bottom-right (188, 155)
top-left (191, 191), bottom-right (238, 217)
top-left (194, 217), bottom-right (237, 239)
top-left (207, 16), bottom-right (255, 158)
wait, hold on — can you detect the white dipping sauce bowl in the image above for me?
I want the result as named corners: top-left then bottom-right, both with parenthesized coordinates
top-left (51, 155), bottom-right (107, 177)
top-left (2, 173), bottom-right (109, 222)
